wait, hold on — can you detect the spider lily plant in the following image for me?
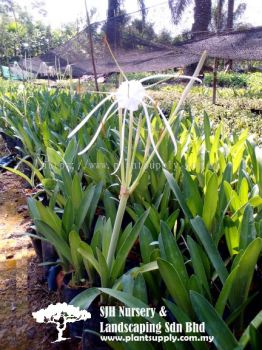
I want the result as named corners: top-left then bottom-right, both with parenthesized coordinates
top-left (68, 52), bottom-right (207, 271)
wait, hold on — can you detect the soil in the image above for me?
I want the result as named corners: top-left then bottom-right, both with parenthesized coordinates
top-left (0, 137), bottom-right (80, 350)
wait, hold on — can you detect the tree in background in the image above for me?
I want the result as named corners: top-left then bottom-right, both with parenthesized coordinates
top-left (168, 0), bottom-right (211, 74)
top-left (137, 0), bottom-right (147, 28)
top-left (0, 0), bottom-right (77, 64)
top-left (227, 0), bottom-right (234, 30)
top-left (168, 0), bottom-right (212, 38)
top-left (210, 0), bottom-right (247, 32)
top-left (106, 0), bottom-right (125, 46)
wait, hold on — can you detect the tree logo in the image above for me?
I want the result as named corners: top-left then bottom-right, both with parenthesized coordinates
top-left (32, 302), bottom-right (91, 342)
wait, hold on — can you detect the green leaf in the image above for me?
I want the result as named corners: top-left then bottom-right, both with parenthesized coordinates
top-left (75, 185), bottom-right (95, 230)
top-left (87, 182), bottom-right (103, 229)
top-left (62, 198), bottom-right (74, 235)
top-left (70, 287), bottom-right (101, 309)
top-left (224, 217), bottom-right (239, 256)
top-left (64, 138), bottom-right (77, 165)
top-left (158, 258), bottom-right (193, 317)
top-left (203, 112), bottom-right (211, 151)
top-left (229, 238), bottom-right (262, 309)
top-left (183, 169), bottom-right (203, 216)
top-left (218, 163), bottom-right (232, 215)
top-left (34, 200), bottom-right (62, 234)
top-left (215, 266), bottom-right (238, 316)
top-left (46, 147), bottom-right (62, 166)
top-left (239, 311), bottom-right (262, 348)
top-left (164, 299), bottom-right (208, 350)
top-left (190, 292), bottom-right (239, 350)
top-left (202, 173), bottom-right (218, 231)
top-left (159, 221), bottom-right (188, 286)
top-left (224, 181), bottom-right (241, 213)
top-left (96, 248), bottom-right (110, 288)
top-left (71, 173), bottom-right (82, 210)
top-left (103, 189), bottom-right (117, 224)
top-left (187, 236), bottom-right (211, 300)
top-left (78, 241), bottom-right (101, 276)
top-left (210, 124), bottom-right (221, 166)
top-left (239, 204), bottom-right (256, 250)
top-left (133, 273), bottom-right (148, 304)
top-left (190, 216), bottom-right (228, 284)
top-left (35, 220), bottom-right (72, 264)
top-left (164, 169), bottom-right (192, 219)
top-left (102, 218), bottom-right (113, 258)
top-left (69, 230), bottom-right (84, 280)
top-left (239, 178), bottom-right (249, 205)
top-left (139, 226), bottom-right (155, 264)
top-left (111, 209), bottom-right (149, 281)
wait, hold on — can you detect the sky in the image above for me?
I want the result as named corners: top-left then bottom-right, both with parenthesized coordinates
top-left (22, 0), bottom-right (262, 35)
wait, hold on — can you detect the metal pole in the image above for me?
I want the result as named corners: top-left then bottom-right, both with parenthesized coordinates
top-left (84, 1), bottom-right (99, 92)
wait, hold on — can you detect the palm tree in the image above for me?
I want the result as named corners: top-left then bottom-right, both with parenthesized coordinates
top-left (168, 0), bottom-right (212, 39)
top-left (106, 0), bottom-right (122, 46)
top-left (137, 0), bottom-right (147, 27)
top-left (210, 1), bottom-right (246, 32)
top-left (226, 0), bottom-right (234, 30)
top-left (168, 0), bottom-right (211, 74)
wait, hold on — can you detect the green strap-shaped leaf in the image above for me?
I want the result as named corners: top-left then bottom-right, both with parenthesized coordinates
top-left (69, 230), bottom-right (84, 281)
top-left (202, 172), bottom-right (218, 232)
top-left (182, 168), bottom-right (203, 217)
top-left (164, 299), bottom-right (208, 350)
top-left (215, 266), bottom-right (239, 316)
top-left (133, 273), bottom-right (148, 304)
top-left (35, 220), bottom-right (72, 264)
top-left (159, 221), bottom-right (189, 286)
top-left (229, 238), bottom-right (262, 310)
top-left (190, 291), bottom-right (239, 350)
top-left (71, 173), bottom-right (82, 210)
top-left (75, 185), bottom-right (95, 230)
top-left (187, 236), bottom-right (211, 300)
top-left (190, 216), bottom-right (228, 284)
top-left (70, 287), bottom-right (101, 310)
top-left (62, 198), bottom-right (74, 235)
top-left (239, 311), bottom-right (262, 348)
top-left (158, 258), bottom-right (193, 318)
top-left (96, 248), bottom-right (110, 288)
top-left (111, 209), bottom-right (149, 281)
top-left (78, 241), bottom-right (101, 276)
top-left (239, 204), bottom-right (257, 250)
top-left (164, 169), bottom-right (192, 219)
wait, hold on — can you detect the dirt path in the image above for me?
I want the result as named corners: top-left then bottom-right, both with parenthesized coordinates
top-left (0, 140), bottom-right (80, 349)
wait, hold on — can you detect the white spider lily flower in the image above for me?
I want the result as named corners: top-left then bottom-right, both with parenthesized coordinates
top-left (116, 80), bottom-right (145, 111)
top-left (68, 73), bottom-right (202, 169)
top-left (17, 84), bottom-right (25, 94)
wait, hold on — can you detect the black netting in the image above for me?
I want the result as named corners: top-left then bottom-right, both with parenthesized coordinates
top-left (21, 22), bottom-right (262, 78)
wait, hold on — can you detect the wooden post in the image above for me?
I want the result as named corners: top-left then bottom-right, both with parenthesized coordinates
top-left (84, 1), bottom-right (99, 92)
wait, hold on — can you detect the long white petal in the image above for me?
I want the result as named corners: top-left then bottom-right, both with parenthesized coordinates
top-left (78, 101), bottom-right (117, 155)
top-left (68, 94), bottom-right (113, 138)
top-left (146, 94), bottom-right (177, 154)
top-left (142, 102), bottom-right (165, 167)
top-left (111, 108), bottom-right (127, 175)
top-left (140, 74), bottom-right (202, 86)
